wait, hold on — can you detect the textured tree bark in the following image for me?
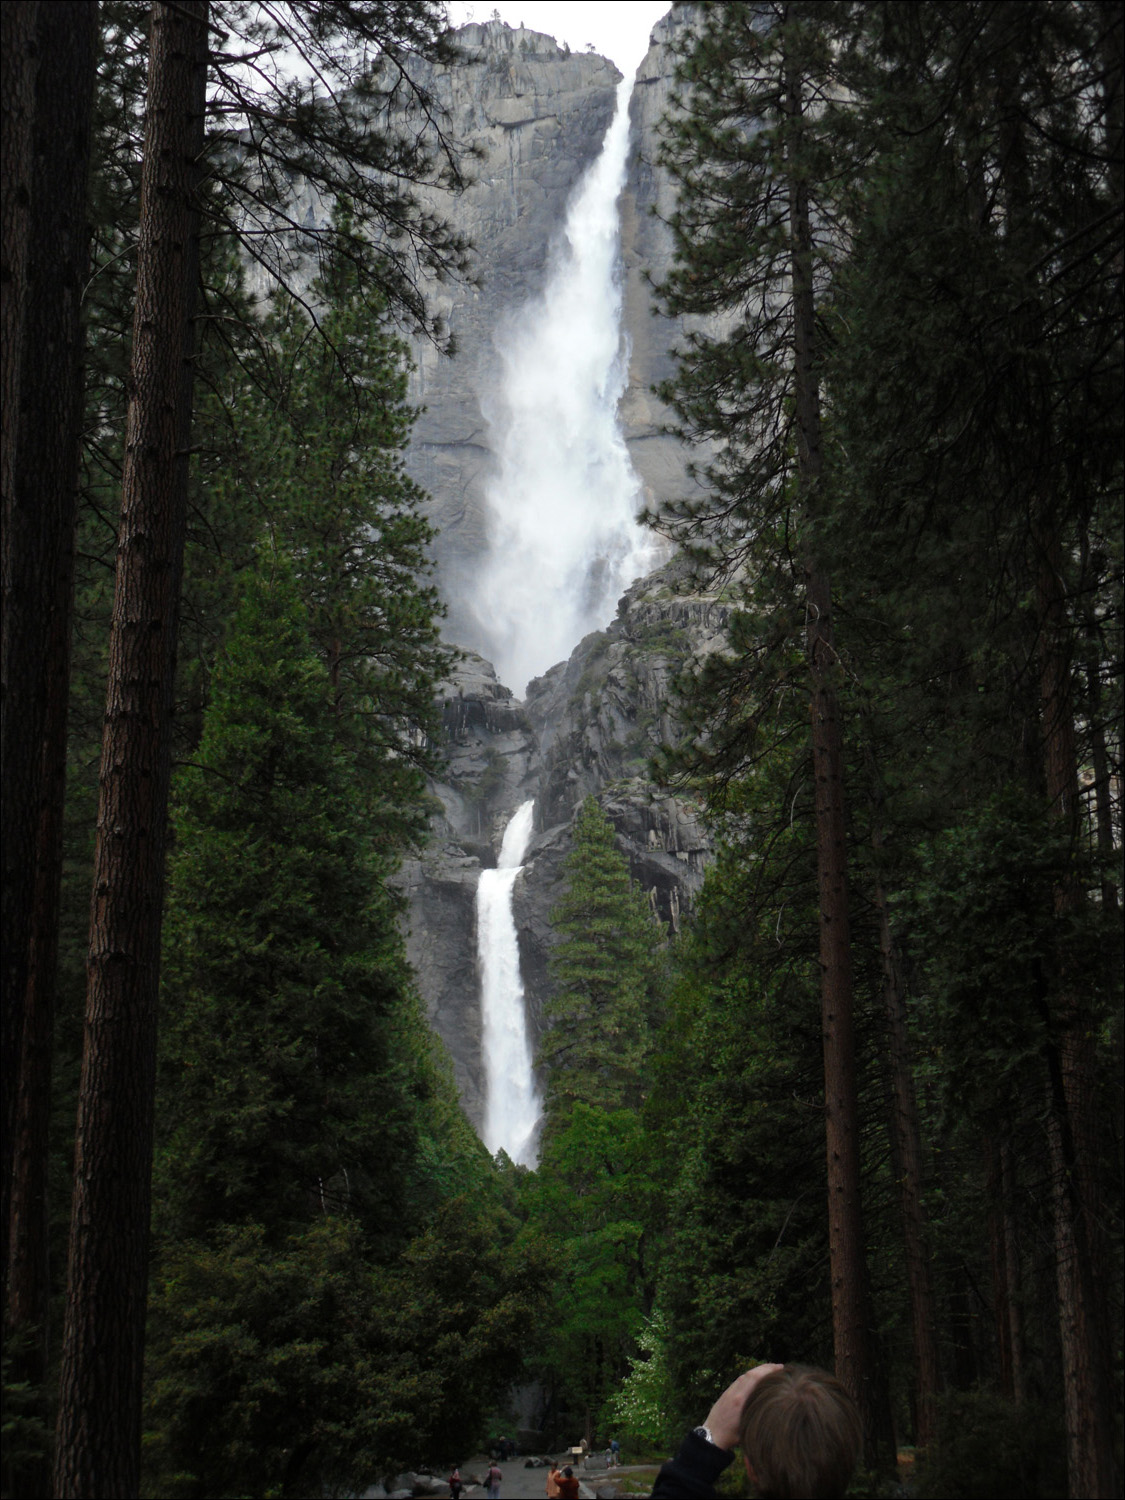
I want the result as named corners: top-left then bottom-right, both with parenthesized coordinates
top-left (985, 1138), bottom-right (1015, 1398)
top-left (0, 0), bottom-right (40, 1335)
top-left (784, 39), bottom-right (887, 1468)
top-left (1036, 540), bottom-right (1119, 1500)
top-left (53, 6), bottom-right (209, 1495)
top-left (4, 15), bottom-right (97, 1481)
top-left (999, 1143), bottom-right (1025, 1405)
top-left (873, 873), bottom-right (939, 1450)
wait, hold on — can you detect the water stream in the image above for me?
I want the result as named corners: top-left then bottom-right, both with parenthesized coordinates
top-left (473, 76), bottom-right (658, 699)
top-left (478, 800), bottom-right (540, 1165)
top-left (477, 81), bottom-right (651, 1165)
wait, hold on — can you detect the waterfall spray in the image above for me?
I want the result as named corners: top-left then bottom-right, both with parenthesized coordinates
top-left (477, 800), bottom-right (540, 1164)
top-left (474, 77), bottom-right (659, 696)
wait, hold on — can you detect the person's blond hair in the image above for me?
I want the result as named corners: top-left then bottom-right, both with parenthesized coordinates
top-left (738, 1365), bottom-right (861, 1499)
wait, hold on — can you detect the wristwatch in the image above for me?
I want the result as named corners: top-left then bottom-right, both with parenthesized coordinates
top-left (693, 1425), bottom-right (716, 1446)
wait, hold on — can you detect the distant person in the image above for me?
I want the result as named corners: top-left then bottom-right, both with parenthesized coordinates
top-left (545, 1459), bottom-right (562, 1497)
top-left (556, 1466), bottom-right (580, 1499)
top-left (487, 1459), bottom-right (503, 1497)
top-left (609, 1437), bottom-right (621, 1467)
top-left (448, 1465), bottom-right (463, 1500)
top-left (652, 1363), bottom-right (861, 1499)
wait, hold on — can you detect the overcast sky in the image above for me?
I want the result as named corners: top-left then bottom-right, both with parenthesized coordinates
top-left (446, 2), bottom-right (672, 79)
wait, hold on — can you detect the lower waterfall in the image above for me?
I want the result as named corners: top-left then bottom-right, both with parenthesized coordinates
top-left (477, 800), bottom-right (540, 1165)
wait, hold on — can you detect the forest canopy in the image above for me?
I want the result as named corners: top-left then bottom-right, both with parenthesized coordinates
top-left (1, 3), bottom-right (1121, 1499)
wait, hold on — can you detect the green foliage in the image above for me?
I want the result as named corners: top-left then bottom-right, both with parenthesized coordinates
top-left (147, 561), bottom-right (545, 1492)
top-left (540, 799), bottom-right (665, 1117)
top-left (156, 562), bottom-right (418, 1242)
top-left (198, 232), bottom-right (455, 848)
top-left (523, 1102), bottom-right (655, 1446)
top-left (605, 1310), bottom-right (681, 1451)
top-left (144, 1206), bottom-right (552, 1498)
top-left (915, 1390), bottom-right (1067, 1500)
top-left (904, 796), bottom-right (1109, 1116)
top-left (645, 824), bottom-right (833, 1426)
top-left (1, 1335), bottom-right (52, 1496)
top-left (521, 802), bottom-right (670, 1442)
top-left (144, 1218), bottom-right (384, 1499)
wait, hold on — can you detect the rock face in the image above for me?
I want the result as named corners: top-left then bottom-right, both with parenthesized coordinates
top-left (400, 22), bottom-right (622, 647)
top-left (250, 13), bottom-right (725, 1133)
top-left (395, 15), bottom-right (702, 651)
top-left (404, 566), bottom-right (730, 1132)
top-left (238, 15), bottom-right (704, 650)
top-left (390, 14), bottom-right (729, 1134)
top-left (620, 7), bottom-right (705, 519)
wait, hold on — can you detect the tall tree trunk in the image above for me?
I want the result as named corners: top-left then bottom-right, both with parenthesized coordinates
top-left (986, 1137), bottom-right (1014, 1398)
top-left (999, 1141), bottom-right (1026, 1405)
top-left (3, 12), bottom-right (97, 1489)
top-left (1035, 538), bottom-right (1119, 1500)
top-left (0, 0), bottom-right (40, 1335)
top-left (872, 869), bottom-right (940, 1450)
top-left (53, 6), bottom-right (208, 1495)
top-left (784, 37), bottom-right (887, 1467)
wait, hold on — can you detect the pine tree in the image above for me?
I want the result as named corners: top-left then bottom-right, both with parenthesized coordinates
top-left (155, 559), bottom-right (418, 1243)
top-left (527, 798), bottom-right (666, 1445)
top-left (653, 1), bottom-right (890, 1457)
top-left (53, 12), bottom-right (208, 1493)
top-left (56, 8), bottom-right (470, 1485)
top-left (212, 238), bottom-right (454, 847)
top-left (144, 562), bottom-right (541, 1495)
top-left (2, 18), bottom-right (97, 1486)
top-left (820, 6), bottom-right (1122, 1489)
top-left (540, 799), bottom-right (663, 1118)
top-left (645, 810), bottom-right (832, 1427)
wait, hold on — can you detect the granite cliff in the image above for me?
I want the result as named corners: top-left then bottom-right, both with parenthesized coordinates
top-left (401, 565), bottom-right (728, 1131)
top-left (389, 12), bottom-right (726, 1130)
top-left (397, 12), bottom-right (701, 651)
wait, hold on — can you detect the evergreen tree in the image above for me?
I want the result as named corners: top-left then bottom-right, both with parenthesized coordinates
top-left (156, 560), bottom-right (417, 1241)
top-left (2, 16), bottom-right (97, 1491)
top-left (540, 799), bottom-right (664, 1118)
top-left (653, 1), bottom-right (891, 1457)
top-left (524, 799), bottom-right (666, 1446)
top-left (146, 562), bottom-right (548, 1495)
top-left (57, 7), bottom-right (471, 1481)
top-left (820, 6), bottom-right (1123, 1490)
top-left (210, 239), bottom-right (454, 846)
top-left (54, 13), bottom-right (209, 1493)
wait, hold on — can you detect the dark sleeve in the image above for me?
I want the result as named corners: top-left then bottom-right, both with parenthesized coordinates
top-left (650, 1429), bottom-right (735, 1498)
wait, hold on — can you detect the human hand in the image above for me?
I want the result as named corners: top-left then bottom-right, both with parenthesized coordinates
top-left (703, 1363), bottom-right (784, 1451)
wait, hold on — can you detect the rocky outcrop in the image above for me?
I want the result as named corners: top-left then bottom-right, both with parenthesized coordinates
top-left (395, 16), bottom-right (704, 652)
top-left (398, 651), bottom-right (539, 1124)
top-left (405, 565), bottom-right (729, 1131)
top-left (620, 7), bottom-right (704, 517)
top-left (398, 22), bottom-right (624, 647)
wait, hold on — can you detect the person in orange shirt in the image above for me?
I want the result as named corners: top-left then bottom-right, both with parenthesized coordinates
top-left (545, 1459), bottom-right (562, 1498)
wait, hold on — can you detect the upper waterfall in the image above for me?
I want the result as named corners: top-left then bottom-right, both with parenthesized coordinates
top-left (471, 76), bottom-right (660, 696)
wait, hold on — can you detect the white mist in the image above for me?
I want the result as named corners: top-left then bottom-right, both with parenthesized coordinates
top-left (477, 800), bottom-right (540, 1164)
top-left (474, 77), bottom-right (659, 696)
